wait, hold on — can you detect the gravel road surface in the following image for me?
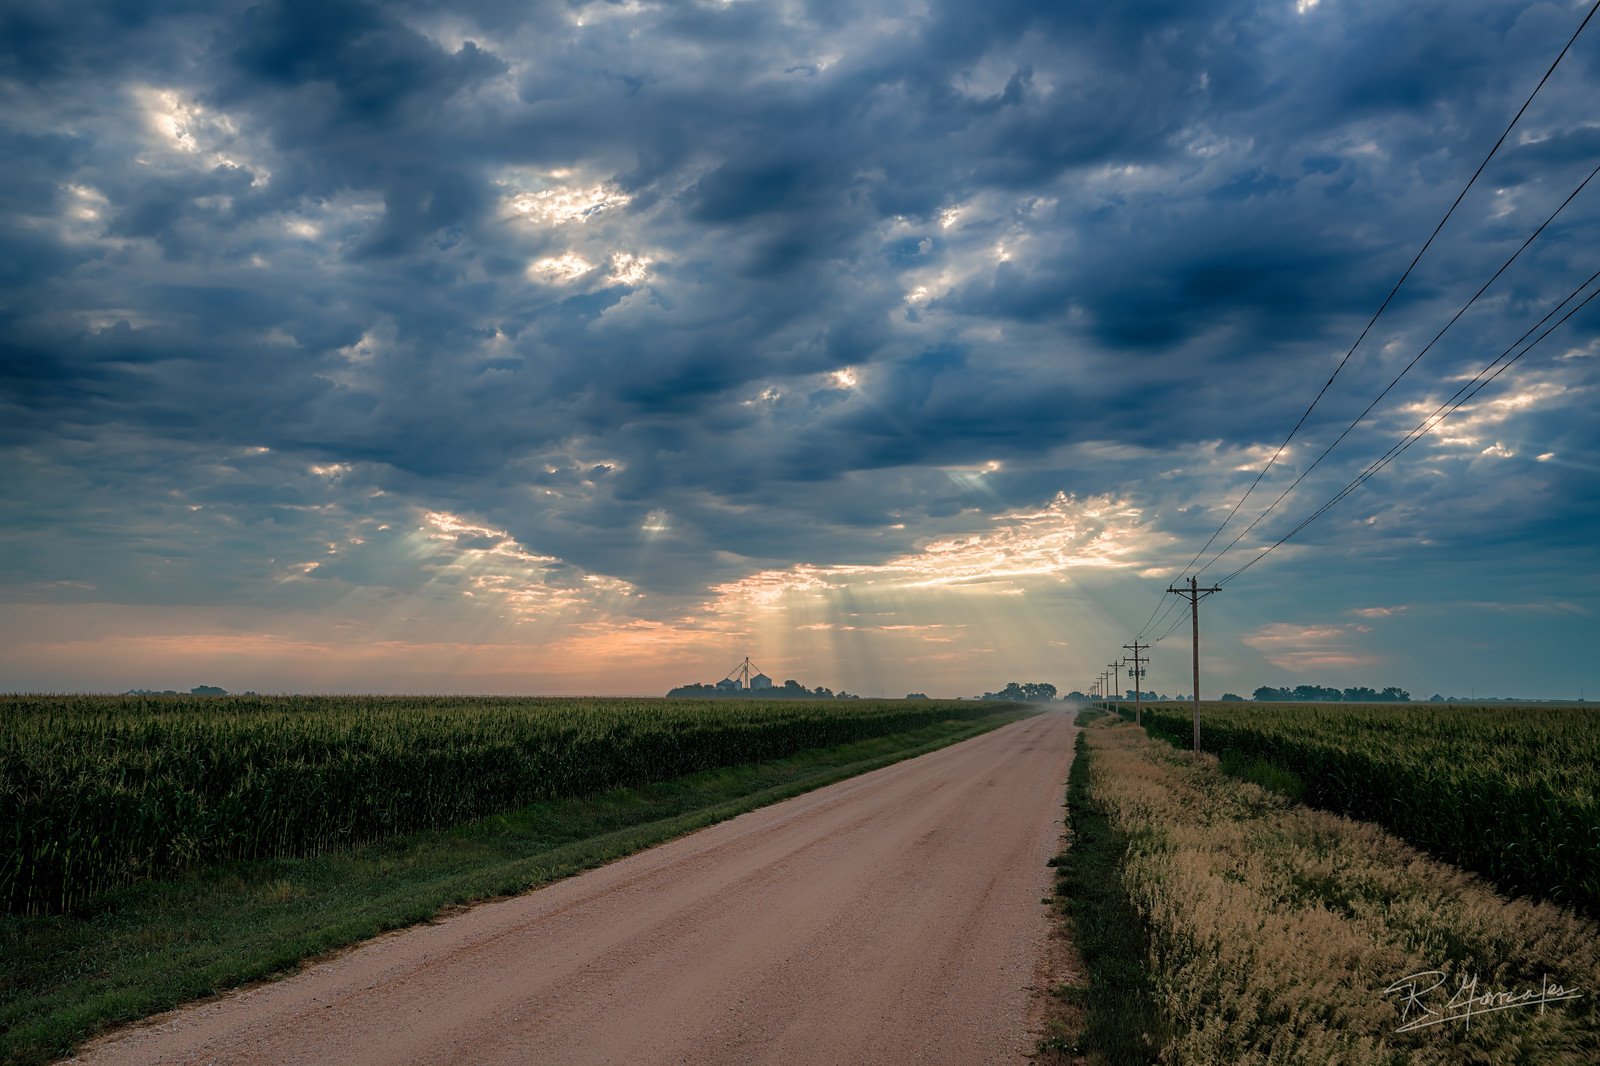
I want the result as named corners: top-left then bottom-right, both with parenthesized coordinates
top-left (78, 710), bottom-right (1077, 1065)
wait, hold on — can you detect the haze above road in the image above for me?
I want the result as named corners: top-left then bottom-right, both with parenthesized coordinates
top-left (79, 711), bottom-right (1077, 1065)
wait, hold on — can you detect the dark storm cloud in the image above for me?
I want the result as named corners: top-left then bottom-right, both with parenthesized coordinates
top-left (1, 0), bottom-right (1597, 625)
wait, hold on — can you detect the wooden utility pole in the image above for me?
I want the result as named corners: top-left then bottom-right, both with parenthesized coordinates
top-left (1108, 662), bottom-right (1121, 704)
top-left (1123, 640), bottom-right (1148, 726)
top-left (1167, 576), bottom-right (1221, 751)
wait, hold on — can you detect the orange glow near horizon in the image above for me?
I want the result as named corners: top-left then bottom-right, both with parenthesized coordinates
top-left (0, 494), bottom-right (1160, 697)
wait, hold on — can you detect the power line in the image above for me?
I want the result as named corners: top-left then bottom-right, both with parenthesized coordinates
top-left (1135, 0), bottom-right (1600, 634)
top-left (1152, 602), bottom-right (1190, 645)
top-left (1133, 584), bottom-right (1174, 644)
top-left (1193, 160), bottom-right (1600, 579)
top-left (1139, 588), bottom-right (1185, 643)
top-left (1218, 269), bottom-right (1600, 585)
top-left (1223, 270), bottom-right (1600, 583)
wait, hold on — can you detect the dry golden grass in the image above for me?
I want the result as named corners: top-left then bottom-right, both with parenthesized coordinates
top-left (1081, 717), bottom-right (1600, 1064)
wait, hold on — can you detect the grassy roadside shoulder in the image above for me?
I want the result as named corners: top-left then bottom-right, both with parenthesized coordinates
top-left (1, 708), bottom-right (1029, 1065)
top-left (1047, 714), bottom-right (1600, 1064)
top-left (1036, 709), bottom-right (1162, 1063)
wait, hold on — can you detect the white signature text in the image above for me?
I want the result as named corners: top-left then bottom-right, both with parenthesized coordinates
top-left (1383, 970), bottom-right (1583, 1032)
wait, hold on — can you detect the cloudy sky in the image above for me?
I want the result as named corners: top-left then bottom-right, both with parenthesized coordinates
top-left (3, 0), bottom-right (1598, 698)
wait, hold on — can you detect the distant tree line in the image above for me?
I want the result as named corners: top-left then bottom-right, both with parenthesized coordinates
top-left (1252, 684), bottom-right (1411, 702)
top-left (125, 686), bottom-right (231, 696)
top-left (665, 680), bottom-right (862, 699)
top-left (982, 682), bottom-right (1057, 702)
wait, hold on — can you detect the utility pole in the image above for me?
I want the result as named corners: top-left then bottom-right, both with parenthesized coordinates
top-left (1108, 663), bottom-right (1121, 705)
top-left (1123, 639), bottom-right (1148, 726)
top-left (726, 656), bottom-right (761, 690)
top-left (1167, 576), bottom-right (1221, 752)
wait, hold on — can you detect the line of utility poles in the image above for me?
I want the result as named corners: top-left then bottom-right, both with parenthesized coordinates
top-left (1088, 579), bottom-right (1220, 750)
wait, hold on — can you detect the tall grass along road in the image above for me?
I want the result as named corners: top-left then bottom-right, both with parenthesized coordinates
top-left (72, 711), bottom-right (1076, 1066)
top-left (1052, 715), bottom-right (1599, 1063)
top-left (1131, 701), bottom-right (1600, 913)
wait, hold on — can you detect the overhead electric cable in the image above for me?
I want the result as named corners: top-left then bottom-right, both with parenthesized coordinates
top-left (1192, 160), bottom-right (1600, 578)
top-left (1217, 270), bottom-right (1600, 585)
top-left (1152, 604), bottom-right (1190, 646)
top-left (1134, 580), bottom-right (1178, 641)
top-left (1133, 0), bottom-right (1600, 639)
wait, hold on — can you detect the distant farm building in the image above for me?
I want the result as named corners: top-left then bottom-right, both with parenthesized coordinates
top-left (666, 659), bottom-right (841, 699)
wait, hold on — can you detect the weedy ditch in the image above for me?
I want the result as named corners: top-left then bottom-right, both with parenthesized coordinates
top-left (1051, 715), bottom-right (1599, 1064)
top-left (1036, 714), bottom-right (1163, 1064)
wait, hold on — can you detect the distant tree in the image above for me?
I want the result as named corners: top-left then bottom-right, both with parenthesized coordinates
top-left (812, 686), bottom-right (833, 698)
top-left (1248, 683), bottom-right (1411, 703)
top-left (905, 692), bottom-right (930, 700)
top-left (1429, 694), bottom-right (1445, 702)
top-left (190, 685), bottom-right (227, 696)
top-left (783, 680), bottom-right (804, 691)
top-left (982, 682), bottom-right (1056, 702)
top-left (1064, 691), bottom-right (1088, 701)
top-left (1220, 692), bottom-right (1244, 701)
top-left (666, 683), bottom-right (720, 697)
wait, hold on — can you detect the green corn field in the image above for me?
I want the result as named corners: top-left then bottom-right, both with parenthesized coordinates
top-left (1, 694), bottom-right (1002, 916)
top-left (1129, 701), bottom-right (1600, 914)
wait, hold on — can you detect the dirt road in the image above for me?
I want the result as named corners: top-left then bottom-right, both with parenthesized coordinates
top-left (78, 710), bottom-right (1077, 1065)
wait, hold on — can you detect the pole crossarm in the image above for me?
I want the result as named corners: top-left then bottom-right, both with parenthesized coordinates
top-left (1165, 583), bottom-right (1222, 600)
